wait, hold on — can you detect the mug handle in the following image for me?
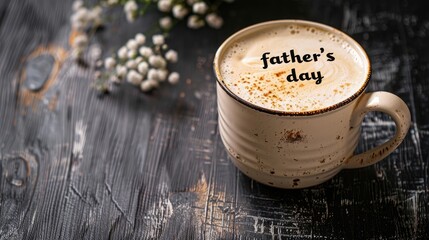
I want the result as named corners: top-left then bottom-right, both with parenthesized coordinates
top-left (345, 91), bottom-right (411, 169)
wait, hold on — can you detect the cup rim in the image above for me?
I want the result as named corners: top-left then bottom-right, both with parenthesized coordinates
top-left (213, 19), bottom-right (371, 116)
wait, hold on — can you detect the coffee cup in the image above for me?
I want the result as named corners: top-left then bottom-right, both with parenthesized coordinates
top-left (213, 20), bottom-right (411, 189)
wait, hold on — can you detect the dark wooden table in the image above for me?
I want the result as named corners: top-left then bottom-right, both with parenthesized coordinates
top-left (1, 0), bottom-right (428, 239)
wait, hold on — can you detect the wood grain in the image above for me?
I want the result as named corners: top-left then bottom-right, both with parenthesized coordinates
top-left (1, 0), bottom-right (428, 239)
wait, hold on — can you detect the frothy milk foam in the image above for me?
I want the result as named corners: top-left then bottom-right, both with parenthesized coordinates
top-left (219, 21), bottom-right (369, 112)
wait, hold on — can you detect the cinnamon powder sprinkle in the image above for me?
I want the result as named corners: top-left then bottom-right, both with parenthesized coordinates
top-left (275, 71), bottom-right (286, 77)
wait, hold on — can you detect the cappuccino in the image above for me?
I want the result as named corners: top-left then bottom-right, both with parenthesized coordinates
top-left (214, 20), bottom-right (411, 188)
top-left (219, 21), bottom-right (369, 112)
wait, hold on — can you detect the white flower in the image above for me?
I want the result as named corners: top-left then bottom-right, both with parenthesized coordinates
top-left (157, 0), bottom-right (172, 12)
top-left (135, 56), bottom-right (144, 64)
top-left (72, 0), bottom-right (84, 11)
top-left (148, 79), bottom-right (159, 88)
top-left (149, 55), bottom-right (167, 68)
top-left (124, 1), bottom-right (138, 12)
top-left (157, 69), bottom-right (168, 82)
top-left (127, 70), bottom-right (143, 85)
top-left (126, 39), bottom-right (138, 50)
top-left (165, 50), bottom-right (178, 63)
top-left (172, 5), bottom-right (189, 19)
top-left (126, 13), bottom-right (136, 23)
top-left (147, 68), bottom-right (159, 80)
top-left (117, 46), bottom-right (128, 60)
top-left (187, 15), bottom-right (204, 29)
top-left (137, 62), bottom-right (149, 75)
top-left (107, 0), bottom-right (119, 5)
top-left (71, 8), bottom-right (90, 31)
top-left (205, 13), bottom-right (223, 29)
top-left (124, 1), bottom-right (138, 22)
top-left (192, 2), bottom-right (208, 14)
top-left (140, 80), bottom-right (153, 92)
top-left (71, 5), bottom-right (104, 31)
top-left (96, 60), bottom-right (103, 67)
top-left (152, 34), bottom-right (165, 45)
top-left (71, 20), bottom-right (85, 32)
top-left (159, 16), bottom-right (173, 30)
top-left (139, 46), bottom-right (153, 58)
top-left (89, 6), bottom-right (103, 27)
top-left (92, 6), bottom-right (103, 15)
top-left (104, 57), bottom-right (116, 70)
top-left (73, 34), bottom-right (88, 49)
top-left (135, 33), bottom-right (146, 45)
top-left (110, 75), bottom-right (121, 84)
top-left (168, 72), bottom-right (180, 84)
top-left (116, 65), bottom-right (128, 78)
top-left (127, 49), bottom-right (137, 59)
top-left (126, 59), bottom-right (137, 69)
top-left (141, 79), bottom-right (159, 91)
top-left (73, 8), bottom-right (89, 21)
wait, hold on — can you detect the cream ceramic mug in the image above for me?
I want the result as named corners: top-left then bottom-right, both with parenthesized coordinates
top-left (214, 20), bottom-right (411, 189)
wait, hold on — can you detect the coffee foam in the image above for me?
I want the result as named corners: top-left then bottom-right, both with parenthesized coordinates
top-left (219, 22), bottom-right (369, 112)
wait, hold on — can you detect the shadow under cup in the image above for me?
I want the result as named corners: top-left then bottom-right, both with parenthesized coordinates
top-left (213, 20), bottom-right (411, 189)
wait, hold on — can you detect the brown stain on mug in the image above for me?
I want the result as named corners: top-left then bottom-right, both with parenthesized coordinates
top-left (280, 129), bottom-right (305, 143)
top-left (292, 178), bottom-right (300, 187)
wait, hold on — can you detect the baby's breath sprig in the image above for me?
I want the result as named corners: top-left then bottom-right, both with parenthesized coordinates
top-left (70, 0), bottom-right (234, 94)
top-left (70, 1), bottom-right (104, 60)
top-left (159, 0), bottom-right (226, 29)
top-left (121, 0), bottom-right (231, 30)
top-left (95, 33), bottom-right (180, 93)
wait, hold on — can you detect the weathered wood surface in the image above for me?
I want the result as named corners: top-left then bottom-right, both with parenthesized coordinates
top-left (1, 0), bottom-right (428, 239)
